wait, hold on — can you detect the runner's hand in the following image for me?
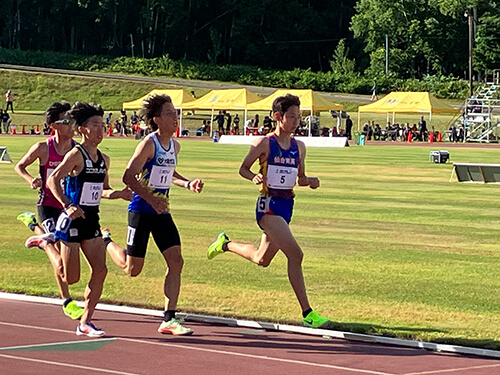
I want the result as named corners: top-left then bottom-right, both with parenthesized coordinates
top-left (307, 177), bottom-right (320, 189)
top-left (188, 179), bottom-right (204, 193)
top-left (31, 177), bottom-right (42, 189)
top-left (66, 205), bottom-right (85, 219)
top-left (252, 173), bottom-right (264, 185)
top-left (149, 195), bottom-right (168, 214)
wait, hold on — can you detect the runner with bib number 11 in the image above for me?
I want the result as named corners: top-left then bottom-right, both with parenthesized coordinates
top-left (208, 94), bottom-right (332, 329)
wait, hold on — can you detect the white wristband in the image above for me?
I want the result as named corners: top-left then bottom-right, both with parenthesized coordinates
top-left (184, 180), bottom-right (191, 189)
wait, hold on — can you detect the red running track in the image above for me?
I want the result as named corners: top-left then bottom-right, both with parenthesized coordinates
top-left (0, 298), bottom-right (499, 375)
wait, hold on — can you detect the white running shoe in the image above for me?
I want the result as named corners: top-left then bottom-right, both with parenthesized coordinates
top-left (76, 322), bottom-right (106, 337)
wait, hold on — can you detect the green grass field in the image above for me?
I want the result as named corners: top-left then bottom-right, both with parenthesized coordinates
top-left (0, 136), bottom-right (499, 349)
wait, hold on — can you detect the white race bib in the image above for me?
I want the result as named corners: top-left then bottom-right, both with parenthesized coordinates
top-left (79, 182), bottom-right (103, 206)
top-left (46, 167), bottom-right (55, 181)
top-left (148, 165), bottom-right (174, 189)
top-left (266, 165), bottom-right (298, 189)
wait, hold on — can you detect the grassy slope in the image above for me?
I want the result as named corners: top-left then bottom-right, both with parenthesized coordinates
top-left (0, 68), bottom-right (459, 134)
top-left (0, 136), bottom-right (499, 349)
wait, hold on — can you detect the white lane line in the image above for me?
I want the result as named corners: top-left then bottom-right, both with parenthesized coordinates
top-left (2, 293), bottom-right (500, 360)
top-left (403, 363), bottom-right (500, 375)
top-left (119, 336), bottom-right (396, 375)
top-left (0, 353), bottom-right (140, 375)
top-left (0, 321), bottom-right (395, 375)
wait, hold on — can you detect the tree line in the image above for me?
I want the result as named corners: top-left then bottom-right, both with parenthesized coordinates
top-left (0, 0), bottom-right (498, 81)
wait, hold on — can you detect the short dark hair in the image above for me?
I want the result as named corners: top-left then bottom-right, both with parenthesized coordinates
top-left (272, 94), bottom-right (300, 118)
top-left (46, 101), bottom-right (71, 124)
top-left (142, 94), bottom-right (172, 131)
top-left (69, 102), bottom-right (104, 127)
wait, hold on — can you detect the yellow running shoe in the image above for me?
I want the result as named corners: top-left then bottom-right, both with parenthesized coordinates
top-left (17, 212), bottom-right (37, 227)
top-left (63, 300), bottom-right (84, 320)
top-left (207, 232), bottom-right (229, 260)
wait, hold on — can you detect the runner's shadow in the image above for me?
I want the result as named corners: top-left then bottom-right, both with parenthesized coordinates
top-left (327, 321), bottom-right (446, 335)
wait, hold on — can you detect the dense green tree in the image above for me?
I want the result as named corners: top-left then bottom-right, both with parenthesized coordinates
top-left (0, 0), bottom-right (497, 78)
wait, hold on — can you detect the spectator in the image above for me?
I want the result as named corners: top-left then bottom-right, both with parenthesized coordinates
top-left (114, 119), bottom-right (121, 135)
top-left (0, 109), bottom-right (10, 134)
top-left (345, 115), bottom-right (353, 140)
top-left (448, 125), bottom-right (457, 142)
top-left (5, 90), bottom-right (14, 113)
top-left (120, 110), bottom-right (128, 136)
top-left (232, 114), bottom-right (240, 135)
top-left (261, 115), bottom-right (273, 135)
top-left (215, 110), bottom-right (225, 135)
top-left (131, 111), bottom-right (139, 134)
top-left (197, 119), bottom-right (209, 136)
top-left (373, 124), bottom-right (382, 140)
top-left (457, 125), bottom-right (465, 142)
top-left (371, 81), bottom-right (378, 101)
top-left (225, 112), bottom-right (232, 135)
top-left (418, 116), bottom-right (427, 142)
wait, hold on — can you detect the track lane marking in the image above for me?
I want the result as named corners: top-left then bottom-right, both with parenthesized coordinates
top-left (0, 321), bottom-right (395, 375)
top-left (0, 353), bottom-right (140, 375)
top-left (403, 363), bottom-right (500, 375)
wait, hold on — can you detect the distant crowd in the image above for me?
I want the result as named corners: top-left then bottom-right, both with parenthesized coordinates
top-left (360, 116), bottom-right (465, 143)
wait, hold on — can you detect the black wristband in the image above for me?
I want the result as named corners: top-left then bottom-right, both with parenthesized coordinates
top-left (65, 202), bottom-right (74, 209)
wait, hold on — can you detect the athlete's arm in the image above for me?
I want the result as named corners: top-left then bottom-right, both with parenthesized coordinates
top-left (122, 137), bottom-right (168, 213)
top-left (239, 137), bottom-right (268, 185)
top-left (47, 149), bottom-right (86, 219)
top-left (101, 153), bottom-right (133, 201)
top-left (14, 142), bottom-right (47, 189)
top-left (296, 140), bottom-right (319, 189)
top-left (171, 140), bottom-right (204, 193)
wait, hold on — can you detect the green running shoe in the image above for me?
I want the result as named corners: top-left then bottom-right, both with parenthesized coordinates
top-left (17, 212), bottom-right (37, 227)
top-left (63, 300), bottom-right (84, 320)
top-left (101, 228), bottom-right (112, 241)
top-left (303, 310), bottom-right (331, 328)
top-left (207, 232), bottom-right (229, 260)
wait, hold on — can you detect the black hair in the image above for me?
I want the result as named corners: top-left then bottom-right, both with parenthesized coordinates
top-left (69, 102), bottom-right (104, 127)
top-left (272, 94), bottom-right (301, 118)
top-left (46, 101), bottom-right (71, 124)
top-left (142, 94), bottom-right (173, 131)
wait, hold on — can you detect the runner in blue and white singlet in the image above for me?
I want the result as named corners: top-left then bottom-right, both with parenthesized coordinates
top-left (128, 132), bottom-right (176, 214)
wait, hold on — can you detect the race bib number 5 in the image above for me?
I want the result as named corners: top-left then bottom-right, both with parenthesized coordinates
top-left (266, 165), bottom-right (298, 189)
top-left (256, 195), bottom-right (270, 213)
top-left (79, 182), bottom-right (104, 206)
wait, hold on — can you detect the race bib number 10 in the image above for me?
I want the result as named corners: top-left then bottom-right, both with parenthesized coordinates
top-left (79, 182), bottom-right (104, 206)
top-left (266, 165), bottom-right (298, 189)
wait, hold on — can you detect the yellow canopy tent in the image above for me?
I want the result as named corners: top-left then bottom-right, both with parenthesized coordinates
top-left (123, 89), bottom-right (195, 133)
top-left (357, 91), bottom-right (459, 130)
top-left (246, 89), bottom-right (343, 112)
top-left (123, 89), bottom-right (195, 110)
top-left (182, 88), bottom-right (262, 134)
top-left (246, 89), bottom-right (343, 136)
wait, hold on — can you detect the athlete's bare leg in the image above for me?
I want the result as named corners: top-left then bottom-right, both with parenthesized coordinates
top-left (105, 240), bottom-right (144, 276)
top-left (79, 237), bottom-right (107, 324)
top-left (162, 245), bottom-right (183, 311)
top-left (225, 214), bottom-right (310, 312)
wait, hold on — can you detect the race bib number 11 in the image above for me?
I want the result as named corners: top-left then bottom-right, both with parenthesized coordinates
top-left (149, 165), bottom-right (174, 189)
